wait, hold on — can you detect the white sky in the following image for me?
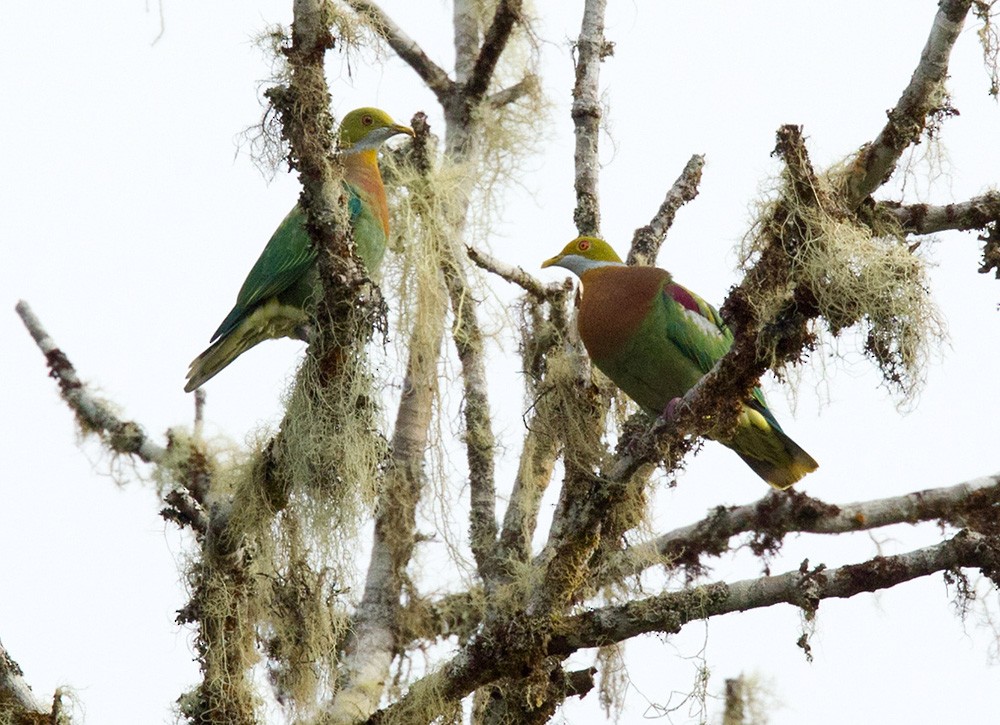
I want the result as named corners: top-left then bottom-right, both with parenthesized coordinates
top-left (4, 1), bottom-right (1000, 723)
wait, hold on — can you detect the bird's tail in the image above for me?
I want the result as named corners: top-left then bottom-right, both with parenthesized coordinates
top-left (736, 428), bottom-right (818, 490)
top-left (730, 402), bottom-right (818, 489)
top-left (185, 330), bottom-right (261, 392)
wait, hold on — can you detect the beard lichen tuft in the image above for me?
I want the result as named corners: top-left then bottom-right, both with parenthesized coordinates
top-left (740, 165), bottom-right (945, 404)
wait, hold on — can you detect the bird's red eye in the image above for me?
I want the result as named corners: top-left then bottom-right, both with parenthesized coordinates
top-left (362, 114), bottom-right (374, 126)
top-left (578, 239), bottom-right (590, 251)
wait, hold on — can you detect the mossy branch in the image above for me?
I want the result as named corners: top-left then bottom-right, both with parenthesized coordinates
top-left (549, 530), bottom-right (1000, 653)
top-left (603, 472), bottom-right (1000, 583)
top-left (442, 242), bottom-right (500, 583)
top-left (842, 0), bottom-right (972, 207)
top-left (496, 292), bottom-right (573, 568)
top-left (881, 191), bottom-right (1000, 235)
top-left (327, 115), bottom-right (446, 723)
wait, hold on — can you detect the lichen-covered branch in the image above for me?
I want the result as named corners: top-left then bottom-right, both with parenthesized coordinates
top-left (496, 292), bottom-right (573, 567)
top-left (843, 0), bottom-right (972, 206)
top-left (882, 190), bottom-right (1000, 234)
top-left (550, 530), bottom-right (1000, 653)
top-left (327, 116), bottom-right (446, 723)
top-left (371, 529), bottom-right (1000, 720)
top-left (0, 640), bottom-right (49, 721)
top-left (571, 0), bottom-right (609, 236)
top-left (627, 154), bottom-right (705, 266)
top-left (15, 300), bottom-right (166, 464)
top-left (604, 472), bottom-right (1000, 582)
top-left (343, 0), bottom-right (455, 101)
top-left (442, 245), bottom-right (499, 583)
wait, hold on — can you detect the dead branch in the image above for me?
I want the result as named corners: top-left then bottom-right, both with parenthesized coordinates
top-left (466, 244), bottom-right (567, 301)
top-left (843, 0), bottom-right (972, 206)
top-left (465, 0), bottom-right (525, 104)
top-left (343, 0), bottom-right (455, 101)
top-left (0, 640), bottom-right (49, 721)
top-left (442, 243), bottom-right (500, 583)
top-left (604, 472), bottom-right (1000, 582)
top-left (627, 154), bottom-right (705, 266)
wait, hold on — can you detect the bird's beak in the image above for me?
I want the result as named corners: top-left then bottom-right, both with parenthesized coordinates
top-left (540, 254), bottom-right (562, 269)
top-left (392, 124), bottom-right (416, 138)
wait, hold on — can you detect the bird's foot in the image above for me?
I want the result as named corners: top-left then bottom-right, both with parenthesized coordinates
top-left (661, 396), bottom-right (684, 422)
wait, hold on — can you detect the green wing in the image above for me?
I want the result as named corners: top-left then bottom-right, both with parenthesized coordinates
top-left (661, 282), bottom-right (771, 411)
top-left (212, 206), bottom-right (315, 341)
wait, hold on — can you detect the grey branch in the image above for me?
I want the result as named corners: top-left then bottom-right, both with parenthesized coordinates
top-left (0, 639), bottom-right (48, 718)
top-left (606, 472), bottom-right (1000, 582)
top-left (843, 0), bottom-right (972, 206)
top-left (882, 190), bottom-right (1000, 234)
top-left (466, 244), bottom-right (567, 300)
top-left (465, 0), bottom-right (525, 103)
top-left (344, 0), bottom-right (455, 102)
top-left (442, 246), bottom-right (500, 583)
top-left (627, 154), bottom-right (705, 266)
top-left (486, 74), bottom-right (539, 109)
top-left (550, 530), bottom-right (1000, 653)
top-left (15, 300), bottom-right (166, 463)
top-left (572, 0), bottom-right (609, 236)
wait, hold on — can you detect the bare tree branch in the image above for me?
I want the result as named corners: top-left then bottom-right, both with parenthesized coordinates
top-left (465, 0), bottom-right (525, 104)
top-left (843, 0), bottom-right (972, 206)
top-left (15, 300), bottom-right (166, 464)
top-left (344, 0), bottom-right (455, 102)
top-left (466, 244), bottom-right (567, 301)
top-left (550, 530), bottom-right (1000, 653)
top-left (0, 640), bottom-right (49, 720)
top-left (486, 74), bottom-right (539, 109)
top-left (497, 294), bottom-right (573, 568)
top-left (627, 153), bottom-right (705, 266)
top-left (572, 0), bottom-right (609, 236)
top-left (882, 190), bottom-right (1000, 234)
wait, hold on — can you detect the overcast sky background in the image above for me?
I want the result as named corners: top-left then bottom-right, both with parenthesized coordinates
top-left (4, 1), bottom-right (1000, 723)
